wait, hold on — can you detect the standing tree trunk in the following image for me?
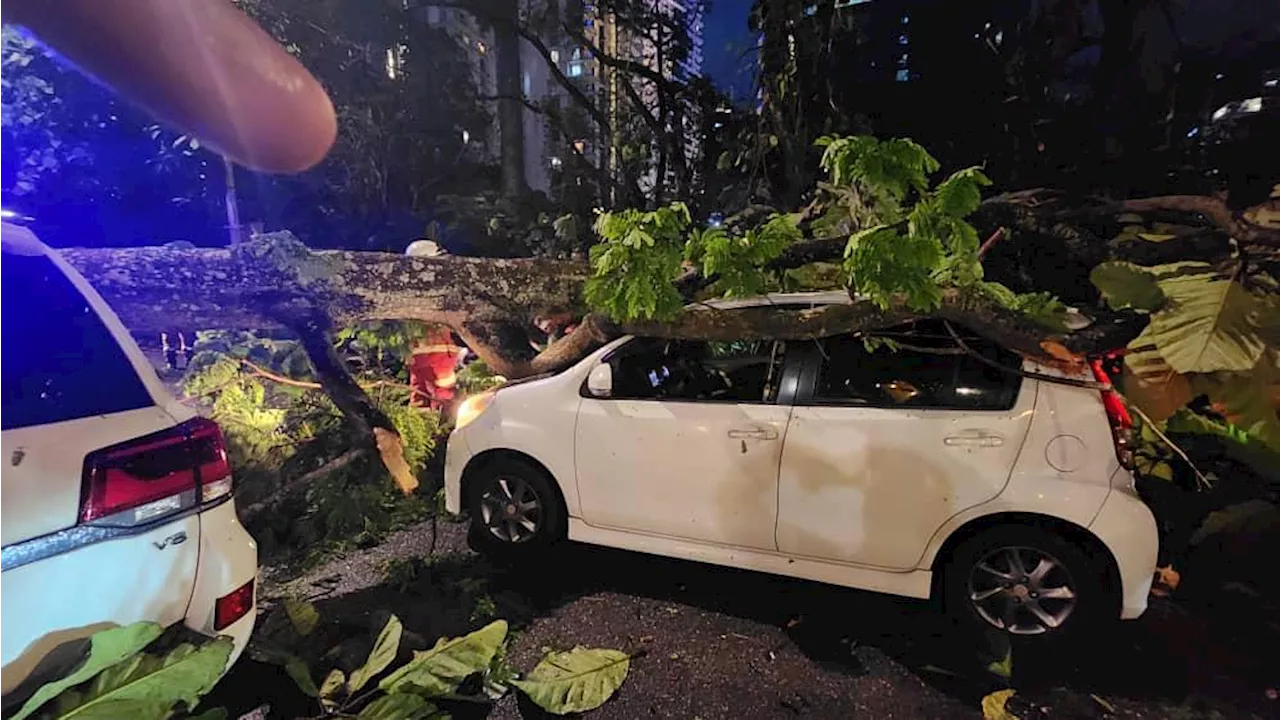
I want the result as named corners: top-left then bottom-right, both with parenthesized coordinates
top-left (493, 0), bottom-right (528, 199)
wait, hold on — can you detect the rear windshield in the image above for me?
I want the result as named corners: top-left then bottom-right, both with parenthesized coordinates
top-left (1, 253), bottom-right (154, 430)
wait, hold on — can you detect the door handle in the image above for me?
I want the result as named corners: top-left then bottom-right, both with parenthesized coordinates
top-left (944, 431), bottom-right (1005, 447)
top-left (728, 428), bottom-right (778, 440)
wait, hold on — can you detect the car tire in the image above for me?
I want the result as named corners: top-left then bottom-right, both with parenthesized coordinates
top-left (465, 456), bottom-right (565, 559)
top-left (943, 525), bottom-right (1113, 644)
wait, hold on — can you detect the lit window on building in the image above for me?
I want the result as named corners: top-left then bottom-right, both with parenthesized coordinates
top-left (573, 139), bottom-right (587, 153)
top-left (804, 4), bottom-right (817, 15)
top-left (901, 14), bottom-right (909, 24)
top-left (898, 34), bottom-right (909, 45)
top-left (477, 41), bottom-right (488, 55)
top-left (551, 49), bottom-right (561, 63)
top-left (568, 48), bottom-right (585, 77)
top-left (834, 0), bottom-right (871, 7)
top-left (994, 30), bottom-right (1004, 45)
top-left (896, 68), bottom-right (910, 82)
top-left (898, 54), bottom-right (908, 66)
top-left (522, 72), bottom-right (531, 95)
top-left (385, 48), bottom-right (398, 79)
top-left (550, 156), bottom-right (563, 169)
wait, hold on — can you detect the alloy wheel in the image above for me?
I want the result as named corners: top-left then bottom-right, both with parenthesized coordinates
top-left (967, 545), bottom-right (1078, 635)
top-left (478, 476), bottom-right (543, 543)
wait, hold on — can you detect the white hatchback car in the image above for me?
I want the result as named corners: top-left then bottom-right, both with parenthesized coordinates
top-left (0, 223), bottom-right (258, 706)
top-left (445, 292), bottom-right (1159, 639)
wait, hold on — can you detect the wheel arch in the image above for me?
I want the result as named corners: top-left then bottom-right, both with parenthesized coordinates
top-left (928, 511), bottom-right (1122, 616)
top-left (460, 448), bottom-right (569, 519)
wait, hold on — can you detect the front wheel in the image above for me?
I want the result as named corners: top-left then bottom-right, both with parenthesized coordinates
top-left (466, 457), bottom-right (565, 559)
top-left (944, 525), bottom-right (1112, 643)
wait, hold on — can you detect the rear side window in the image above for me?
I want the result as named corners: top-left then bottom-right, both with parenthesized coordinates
top-left (1, 253), bottom-right (154, 430)
top-left (811, 319), bottom-right (1022, 410)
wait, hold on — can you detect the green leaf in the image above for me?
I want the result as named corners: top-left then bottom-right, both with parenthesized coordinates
top-left (1189, 357), bottom-right (1280, 450)
top-left (356, 694), bottom-right (441, 720)
top-left (12, 622), bottom-right (164, 720)
top-left (934, 166), bottom-right (991, 218)
top-left (319, 669), bottom-right (346, 711)
top-left (283, 598), bottom-right (320, 637)
top-left (982, 689), bottom-right (1019, 720)
top-left (284, 656), bottom-right (318, 698)
top-left (51, 639), bottom-right (232, 719)
top-left (511, 647), bottom-right (630, 715)
top-left (1144, 267), bottom-right (1267, 373)
top-left (986, 645), bottom-right (1013, 679)
top-left (1090, 261), bottom-right (1165, 311)
top-left (349, 615), bottom-right (404, 693)
top-left (379, 620), bottom-right (508, 697)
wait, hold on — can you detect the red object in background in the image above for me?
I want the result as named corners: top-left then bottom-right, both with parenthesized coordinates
top-left (410, 327), bottom-right (464, 411)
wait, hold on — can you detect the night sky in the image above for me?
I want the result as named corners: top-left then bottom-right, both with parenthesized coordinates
top-left (702, 0), bottom-right (757, 104)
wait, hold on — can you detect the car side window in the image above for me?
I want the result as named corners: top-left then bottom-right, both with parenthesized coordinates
top-left (608, 337), bottom-right (785, 403)
top-left (812, 320), bottom-right (1021, 410)
top-left (1, 253), bottom-right (155, 430)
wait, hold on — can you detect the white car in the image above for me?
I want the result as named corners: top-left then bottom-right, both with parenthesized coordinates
top-left (445, 291), bottom-right (1159, 639)
top-left (0, 223), bottom-right (258, 705)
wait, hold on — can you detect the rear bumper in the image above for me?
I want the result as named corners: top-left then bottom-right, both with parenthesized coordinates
top-left (1088, 487), bottom-right (1159, 619)
top-left (185, 500), bottom-right (258, 668)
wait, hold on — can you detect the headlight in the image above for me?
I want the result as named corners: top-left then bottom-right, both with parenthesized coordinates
top-left (454, 391), bottom-right (495, 430)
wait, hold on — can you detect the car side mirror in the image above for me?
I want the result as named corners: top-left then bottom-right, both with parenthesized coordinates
top-left (586, 363), bottom-right (613, 398)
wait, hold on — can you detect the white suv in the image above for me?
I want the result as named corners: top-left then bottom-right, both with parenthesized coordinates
top-left (445, 291), bottom-right (1159, 639)
top-left (0, 223), bottom-right (258, 704)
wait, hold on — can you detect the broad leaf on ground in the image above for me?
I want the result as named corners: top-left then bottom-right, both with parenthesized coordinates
top-left (511, 647), bottom-right (631, 715)
top-left (282, 598), bottom-right (319, 637)
top-left (50, 639), bottom-right (232, 719)
top-left (982, 689), bottom-right (1019, 720)
top-left (356, 693), bottom-right (441, 720)
top-left (379, 620), bottom-right (508, 696)
top-left (348, 615), bottom-right (403, 693)
top-left (12, 622), bottom-right (164, 720)
top-left (283, 656), bottom-right (318, 698)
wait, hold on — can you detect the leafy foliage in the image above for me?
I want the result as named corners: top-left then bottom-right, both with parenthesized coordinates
top-left (17, 623), bottom-right (231, 720)
top-left (251, 602), bottom-right (630, 717)
top-left (181, 328), bottom-right (444, 562)
top-left (586, 203), bottom-right (693, 321)
top-left (584, 136), bottom-right (1054, 324)
top-left (11, 624), bottom-right (165, 720)
top-left (686, 213), bottom-right (802, 298)
top-left (1096, 259), bottom-right (1280, 450)
top-left (511, 647), bottom-right (632, 715)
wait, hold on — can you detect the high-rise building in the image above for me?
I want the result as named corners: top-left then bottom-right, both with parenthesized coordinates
top-left (411, 0), bottom-right (705, 203)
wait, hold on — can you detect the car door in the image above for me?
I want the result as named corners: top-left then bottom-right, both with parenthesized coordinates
top-left (775, 320), bottom-right (1035, 570)
top-left (574, 337), bottom-right (793, 550)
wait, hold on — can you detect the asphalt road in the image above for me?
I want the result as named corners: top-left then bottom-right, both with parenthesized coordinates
top-left (211, 518), bottom-right (1275, 720)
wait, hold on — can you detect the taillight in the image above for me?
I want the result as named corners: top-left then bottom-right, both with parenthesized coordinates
top-left (1089, 358), bottom-right (1134, 468)
top-left (80, 417), bottom-right (233, 526)
top-left (214, 578), bottom-right (255, 630)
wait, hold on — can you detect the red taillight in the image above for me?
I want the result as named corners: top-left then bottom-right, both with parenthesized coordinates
top-left (80, 417), bottom-right (232, 525)
top-left (214, 578), bottom-right (255, 630)
top-left (1089, 358), bottom-right (1134, 468)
